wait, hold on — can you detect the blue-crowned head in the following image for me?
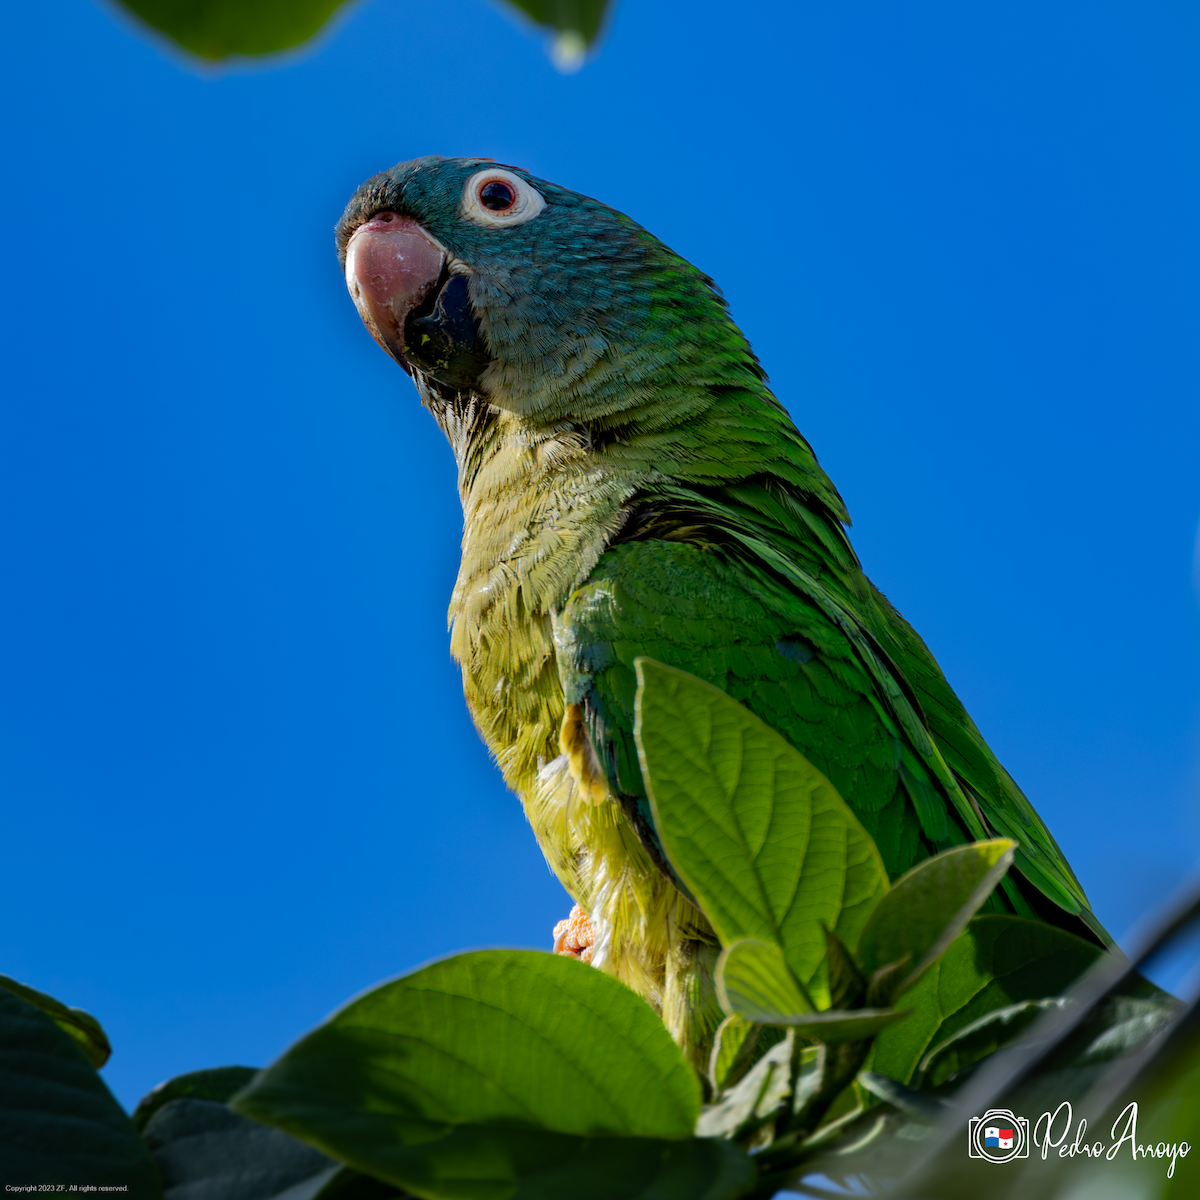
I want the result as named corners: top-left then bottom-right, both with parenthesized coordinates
top-left (336, 155), bottom-right (724, 421)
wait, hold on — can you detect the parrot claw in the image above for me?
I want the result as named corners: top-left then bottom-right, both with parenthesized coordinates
top-left (552, 905), bottom-right (595, 963)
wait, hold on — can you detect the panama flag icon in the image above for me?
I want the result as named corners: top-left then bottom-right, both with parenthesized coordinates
top-left (984, 1126), bottom-right (1015, 1149)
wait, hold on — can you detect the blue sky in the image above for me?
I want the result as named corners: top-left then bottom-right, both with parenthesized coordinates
top-left (2, 0), bottom-right (1198, 1112)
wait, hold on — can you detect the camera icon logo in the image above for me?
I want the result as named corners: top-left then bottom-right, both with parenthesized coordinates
top-left (968, 1108), bottom-right (1029, 1163)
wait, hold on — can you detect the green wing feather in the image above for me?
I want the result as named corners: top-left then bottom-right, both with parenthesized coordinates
top-left (555, 478), bottom-right (1108, 946)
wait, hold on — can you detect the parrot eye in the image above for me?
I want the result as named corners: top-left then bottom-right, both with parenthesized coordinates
top-left (461, 168), bottom-right (546, 228)
top-left (480, 181), bottom-right (516, 211)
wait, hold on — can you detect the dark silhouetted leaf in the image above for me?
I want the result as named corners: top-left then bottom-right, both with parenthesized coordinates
top-left (134, 1065), bottom-right (259, 1132)
top-left (230, 1120), bottom-right (755, 1200)
top-left (135, 1066), bottom-right (405, 1199)
top-left (0, 973), bottom-right (112, 1069)
top-left (0, 987), bottom-right (160, 1191)
top-left (314, 1169), bottom-right (414, 1198)
top-left (143, 1097), bottom-right (341, 1198)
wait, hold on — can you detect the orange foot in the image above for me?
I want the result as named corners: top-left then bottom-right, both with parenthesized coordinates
top-left (552, 905), bottom-right (595, 963)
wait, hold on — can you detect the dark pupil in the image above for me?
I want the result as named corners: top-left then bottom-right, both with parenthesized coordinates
top-left (480, 181), bottom-right (516, 211)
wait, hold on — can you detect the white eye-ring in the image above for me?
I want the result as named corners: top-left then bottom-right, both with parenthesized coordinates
top-left (461, 168), bottom-right (546, 228)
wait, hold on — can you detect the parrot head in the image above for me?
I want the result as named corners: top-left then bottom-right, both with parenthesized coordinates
top-left (336, 155), bottom-right (754, 426)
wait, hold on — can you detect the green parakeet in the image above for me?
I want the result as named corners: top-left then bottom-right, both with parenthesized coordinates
top-left (337, 157), bottom-right (1109, 1067)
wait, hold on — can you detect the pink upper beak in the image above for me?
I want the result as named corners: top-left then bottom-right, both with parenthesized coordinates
top-left (345, 214), bottom-right (447, 367)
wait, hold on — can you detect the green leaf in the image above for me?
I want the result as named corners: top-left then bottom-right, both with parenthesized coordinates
top-left (0, 973), bottom-right (112, 1069)
top-left (715, 939), bottom-right (909, 1043)
top-left (856, 1070), bottom-right (950, 1122)
top-left (235, 950), bottom-right (697, 1139)
top-left (0, 986), bottom-right (161, 1191)
top-left (869, 915), bottom-right (1104, 1085)
top-left (111, 0), bottom-right (615, 66)
top-left (856, 839), bottom-right (1016, 999)
top-left (708, 1015), bottom-right (761, 1093)
top-left (231, 951), bottom-right (756, 1199)
top-left (113, 0), bottom-right (350, 60)
top-left (916, 998), bottom-right (1067, 1088)
top-left (504, 0), bottom-right (607, 42)
top-left (696, 1033), bottom-right (795, 1140)
top-left (824, 928), bottom-right (866, 1010)
top-left (790, 1044), bottom-right (826, 1117)
top-left (778, 1009), bottom-right (913, 1044)
top-left (502, 1), bottom-right (611, 67)
top-left (1064, 994), bottom-right (1178, 1067)
top-left (863, 958), bottom-right (911, 1010)
top-left (634, 659), bottom-right (890, 1008)
top-left (715, 939), bottom-right (813, 1022)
